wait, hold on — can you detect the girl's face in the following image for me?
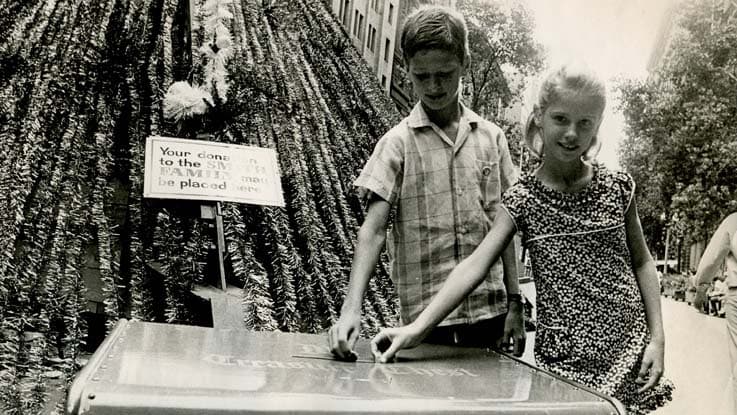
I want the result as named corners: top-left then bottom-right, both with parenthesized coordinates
top-left (408, 49), bottom-right (465, 111)
top-left (535, 87), bottom-right (604, 163)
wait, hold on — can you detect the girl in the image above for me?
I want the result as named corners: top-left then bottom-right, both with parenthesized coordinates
top-left (370, 63), bottom-right (674, 414)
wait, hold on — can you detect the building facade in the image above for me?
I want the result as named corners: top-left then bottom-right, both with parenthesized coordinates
top-left (331, 0), bottom-right (401, 95)
top-left (330, 0), bottom-right (456, 114)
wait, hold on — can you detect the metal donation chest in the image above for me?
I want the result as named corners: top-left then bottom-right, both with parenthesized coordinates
top-left (66, 319), bottom-right (625, 414)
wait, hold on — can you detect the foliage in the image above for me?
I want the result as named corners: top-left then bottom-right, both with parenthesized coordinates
top-left (615, 0), bottom-right (737, 247)
top-left (459, 0), bottom-right (544, 117)
top-left (0, 0), bottom-right (399, 411)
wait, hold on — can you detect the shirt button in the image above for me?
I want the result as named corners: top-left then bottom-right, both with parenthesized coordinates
top-left (458, 226), bottom-right (467, 234)
top-left (482, 167), bottom-right (491, 176)
top-left (456, 188), bottom-right (463, 195)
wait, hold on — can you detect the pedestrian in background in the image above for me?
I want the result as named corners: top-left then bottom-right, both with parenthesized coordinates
top-left (370, 62), bottom-right (673, 414)
top-left (694, 212), bottom-right (737, 413)
top-left (328, 5), bottom-right (525, 361)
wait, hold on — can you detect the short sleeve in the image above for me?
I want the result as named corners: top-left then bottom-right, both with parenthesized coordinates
top-left (613, 171), bottom-right (636, 213)
top-left (496, 129), bottom-right (518, 192)
top-left (354, 132), bottom-right (404, 206)
top-left (500, 183), bottom-right (527, 233)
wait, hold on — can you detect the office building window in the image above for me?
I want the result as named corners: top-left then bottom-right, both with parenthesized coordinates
top-left (342, 0), bottom-right (350, 26)
top-left (353, 10), bottom-right (359, 35)
top-left (382, 75), bottom-right (387, 88)
top-left (384, 38), bottom-right (390, 62)
top-left (368, 27), bottom-right (377, 52)
top-left (388, 3), bottom-right (394, 23)
top-left (358, 14), bottom-right (364, 41)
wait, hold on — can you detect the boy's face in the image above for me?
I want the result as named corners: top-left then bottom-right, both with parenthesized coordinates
top-left (407, 49), bottom-right (465, 111)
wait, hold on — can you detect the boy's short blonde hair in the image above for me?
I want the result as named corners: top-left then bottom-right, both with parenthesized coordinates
top-left (400, 5), bottom-right (469, 65)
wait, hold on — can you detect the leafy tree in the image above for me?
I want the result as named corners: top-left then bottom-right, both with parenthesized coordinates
top-left (616, 0), bottom-right (737, 248)
top-left (459, 0), bottom-right (544, 118)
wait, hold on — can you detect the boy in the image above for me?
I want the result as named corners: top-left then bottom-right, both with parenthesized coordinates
top-left (328, 5), bottom-right (524, 359)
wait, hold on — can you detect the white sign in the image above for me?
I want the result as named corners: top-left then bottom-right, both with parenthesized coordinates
top-left (143, 136), bottom-right (285, 207)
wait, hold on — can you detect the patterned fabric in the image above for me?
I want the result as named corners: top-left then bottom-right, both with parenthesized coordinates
top-left (501, 164), bottom-right (673, 414)
top-left (355, 102), bottom-right (516, 326)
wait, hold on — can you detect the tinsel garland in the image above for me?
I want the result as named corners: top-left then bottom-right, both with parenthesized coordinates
top-left (92, 104), bottom-right (119, 332)
top-left (122, 6), bottom-right (147, 318)
top-left (263, 19), bottom-right (338, 328)
top-left (250, 106), bottom-right (301, 332)
top-left (222, 203), bottom-right (278, 330)
top-left (200, 0), bottom-right (233, 101)
top-left (292, 49), bottom-right (357, 299)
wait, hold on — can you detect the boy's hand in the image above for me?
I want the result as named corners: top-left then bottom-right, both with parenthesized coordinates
top-left (635, 340), bottom-right (665, 393)
top-left (370, 324), bottom-right (423, 363)
top-left (328, 312), bottom-right (362, 361)
top-left (499, 303), bottom-right (526, 357)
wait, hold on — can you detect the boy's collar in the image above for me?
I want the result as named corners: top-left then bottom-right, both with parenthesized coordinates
top-left (407, 102), bottom-right (482, 129)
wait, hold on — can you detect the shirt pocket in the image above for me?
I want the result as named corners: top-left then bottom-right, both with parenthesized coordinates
top-left (476, 159), bottom-right (500, 211)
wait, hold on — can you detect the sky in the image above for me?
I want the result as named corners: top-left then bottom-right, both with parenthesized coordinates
top-left (522, 0), bottom-right (677, 169)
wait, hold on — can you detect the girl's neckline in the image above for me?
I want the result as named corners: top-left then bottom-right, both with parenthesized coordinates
top-left (530, 163), bottom-right (601, 198)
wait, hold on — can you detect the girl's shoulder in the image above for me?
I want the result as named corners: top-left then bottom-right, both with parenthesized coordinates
top-left (595, 165), bottom-right (635, 191)
top-left (594, 165), bottom-right (636, 209)
top-left (502, 173), bottom-right (539, 210)
top-left (596, 164), bottom-right (633, 184)
top-left (505, 174), bottom-right (536, 198)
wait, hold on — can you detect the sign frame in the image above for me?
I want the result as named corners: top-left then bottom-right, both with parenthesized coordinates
top-left (143, 135), bottom-right (285, 207)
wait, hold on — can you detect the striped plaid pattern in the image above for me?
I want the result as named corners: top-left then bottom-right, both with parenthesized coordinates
top-left (355, 102), bottom-right (517, 326)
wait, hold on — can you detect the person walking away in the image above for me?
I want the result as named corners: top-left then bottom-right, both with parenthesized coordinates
top-left (328, 5), bottom-right (525, 360)
top-left (370, 62), bottom-right (674, 414)
top-left (694, 212), bottom-right (737, 413)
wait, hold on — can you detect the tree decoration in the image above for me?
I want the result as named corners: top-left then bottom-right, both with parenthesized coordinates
top-left (163, 81), bottom-right (214, 122)
top-left (163, 0), bottom-right (233, 125)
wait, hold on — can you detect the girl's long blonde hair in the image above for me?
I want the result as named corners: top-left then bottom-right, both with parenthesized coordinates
top-left (524, 62), bottom-right (607, 161)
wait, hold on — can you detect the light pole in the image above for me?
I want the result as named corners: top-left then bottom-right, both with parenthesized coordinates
top-left (661, 212), bottom-right (671, 274)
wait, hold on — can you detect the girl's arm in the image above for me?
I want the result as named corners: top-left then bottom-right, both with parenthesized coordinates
top-left (624, 197), bottom-right (665, 392)
top-left (371, 210), bottom-right (517, 362)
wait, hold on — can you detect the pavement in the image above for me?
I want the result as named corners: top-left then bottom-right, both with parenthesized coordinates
top-left (653, 296), bottom-right (734, 414)
top-left (518, 290), bottom-right (734, 414)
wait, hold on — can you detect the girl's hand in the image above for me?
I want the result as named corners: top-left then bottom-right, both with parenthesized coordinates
top-left (635, 340), bottom-right (665, 393)
top-left (370, 324), bottom-right (424, 363)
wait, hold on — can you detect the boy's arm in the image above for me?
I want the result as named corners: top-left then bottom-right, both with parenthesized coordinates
top-left (624, 198), bottom-right (665, 392)
top-left (501, 243), bottom-right (520, 296)
top-left (500, 241), bottom-right (526, 356)
top-left (496, 129), bottom-right (525, 355)
top-left (371, 211), bottom-right (517, 362)
top-left (329, 195), bottom-right (391, 360)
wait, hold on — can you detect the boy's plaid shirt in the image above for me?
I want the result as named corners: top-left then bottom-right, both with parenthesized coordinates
top-left (355, 103), bottom-right (517, 326)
